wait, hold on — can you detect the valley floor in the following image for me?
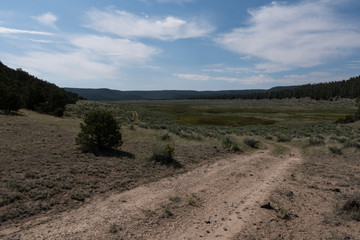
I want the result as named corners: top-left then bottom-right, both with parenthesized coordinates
top-left (2, 144), bottom-right (359, 239)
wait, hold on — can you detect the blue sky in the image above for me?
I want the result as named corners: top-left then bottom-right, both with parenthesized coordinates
top-left (1, 0), bottom-right (360, 90)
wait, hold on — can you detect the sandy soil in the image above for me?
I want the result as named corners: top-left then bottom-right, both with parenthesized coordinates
top-left (1, 145), bottom-right (306, 240)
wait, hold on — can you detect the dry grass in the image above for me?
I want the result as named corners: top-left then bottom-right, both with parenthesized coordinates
top-left (0, 110), bottom-right (226, 224)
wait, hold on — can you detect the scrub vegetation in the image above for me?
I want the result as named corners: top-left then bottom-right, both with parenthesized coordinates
top-left (1, 97), bottom-right (360, 238)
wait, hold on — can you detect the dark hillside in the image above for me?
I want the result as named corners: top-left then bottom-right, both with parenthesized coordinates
top-left (64, 88), bottom-right (267, 101)
top-left (0, 61), bottom-right (78, 115)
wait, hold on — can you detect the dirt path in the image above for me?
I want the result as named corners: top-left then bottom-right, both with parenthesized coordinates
top-left (2, 147), bottom-right (303, 240)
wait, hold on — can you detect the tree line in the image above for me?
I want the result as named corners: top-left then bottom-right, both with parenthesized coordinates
top-left (0, 61), bottom-right (78, 116)
top-left (195, 76), bottom-right (360, 100)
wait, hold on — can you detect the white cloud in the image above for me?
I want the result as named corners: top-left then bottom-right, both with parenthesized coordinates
top-left (70, 35), bottom-right (160, 64)
top-left (2, 34), bottom-right (161, 86)
top-left (32, 12), bottom-right (58, 28)
top-left (3, 51), bottom-right (118, 83)
top-left (216, 0), bottom-right (360, 71)
top-left (174, 71), bottom-right (353, 86)
top-left (0, 26), bottom-right (52, 35)
top-left (173, 73), bottom-right (210, 81)
top-left (280, 72), bottom-right (346, 85)
top-left (202, 66), bottom-right (255, 74)
top-left (237, 74), bottom-right (274, 85)
top-left (202, 68), bottom-right (225, 73)
top-left (174, 73), bottom-right (275, 84)
top-left (254, 62), bottom-right (291, 73)
top-left (86, 9), bottom-right (214, 41)
top-left (156, 0), bottom-right (193, 4)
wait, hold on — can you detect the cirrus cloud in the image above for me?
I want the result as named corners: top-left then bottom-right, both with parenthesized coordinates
top-left (0, 26), bottom-right (52, 35)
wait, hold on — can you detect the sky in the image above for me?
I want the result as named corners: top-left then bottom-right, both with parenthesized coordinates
top-left (1, 0), bottom-right (360, 91)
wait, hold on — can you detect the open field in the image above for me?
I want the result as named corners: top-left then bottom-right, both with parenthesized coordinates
top-left (1, 98), bottom-right (360, 239)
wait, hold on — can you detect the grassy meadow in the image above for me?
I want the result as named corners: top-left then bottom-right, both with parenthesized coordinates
top-left (66, 98), bottom-right (358, 139)
top-left (1, 97), bottom-right (360, 224)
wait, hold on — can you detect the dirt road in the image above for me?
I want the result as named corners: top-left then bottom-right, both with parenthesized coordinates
top-left (2, 147), bottom-right (303, 239)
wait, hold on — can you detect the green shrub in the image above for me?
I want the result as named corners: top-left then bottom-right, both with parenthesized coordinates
top-left (308, 136), bottom-right (325, 146)
top-left (179, 132), bottom-right (203, 141)
top-left (343, 139), bottom-right (360, 148)
top-left (158, 132), bottom-right (171, 141)
top-left (71, 192), bottom-right (85, 201)
top-left (109, 224), bottom-right (123, 233)
top-left (342, 193), bottom-right (360, 221)
top-left (336, 137), bottom-right (347, 144)
top-left (168, 125), bottom-right (181, 135)
top-left (221, 135), bottom-right (240, 151)
top-left (329, 146), bottom-right (343, 155)
top-left (243, 137), bottom-right (260, 148)
top-left (152, 144), bottom-right (176, 165)
top-left (76, 109), bottom-right (123, 153)
top-left (164, 206), bottom-right (174, 217)
top-left (276, 134), bottom-right (292, 142)
top-left (277, 208), bottom-right (290, 219)
top-left (265, 135), bottom-right (273, 140)
top-left (169, 196), bottom-right (181, 202)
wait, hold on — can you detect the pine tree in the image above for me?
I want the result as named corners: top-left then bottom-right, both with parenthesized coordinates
top-left (0, 83), bottom-right (23, 112)
top-left (76, 109), bottom-right (123, 153)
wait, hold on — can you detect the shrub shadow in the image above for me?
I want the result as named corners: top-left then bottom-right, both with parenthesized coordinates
top-left (150, 156), bottom-right (183, 169)
top-left (94, 149), bottom-right (135, 159)
top-left (0, 111), bottom-right (25, 116)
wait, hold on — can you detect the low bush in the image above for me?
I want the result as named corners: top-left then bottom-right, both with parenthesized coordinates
top-left (168, 125), bottom-right (181, 136)
top-left (109, 224), bottom-right (123, 233)
top-left (343, 139), bottom-right (360, 148)
top-left (276, 134), bottom-right (292, 142)
top-left (221, 135), bottom-right (240, 151)
top-left (243, 137), bottom-right (260, 148)
top-left (329, 146), bottom-right (343, 155)
top-left (277, 208), bottom-right (290, 220)
top-left (158, 132), bottom-right (171, 141)
top-left (152, 144), bottom-right (181, 167)
top-left (342, 192), bottom-right (360, 221)
top-left (71, 192), bottom-right (85, 201)
top-left (179, 132), bottom-right (203, 141)
top-left (336, 114), bottom-right (359, 124)
top-left (308, 136), bottom-right (325, 146)
top-left (163, 206), bottom-right (174, 217)
top-left (265, 135), bottom-right (273, 140)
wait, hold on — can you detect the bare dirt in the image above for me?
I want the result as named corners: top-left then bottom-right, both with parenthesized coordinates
top-left (2, 145), bottom-right (306, 240)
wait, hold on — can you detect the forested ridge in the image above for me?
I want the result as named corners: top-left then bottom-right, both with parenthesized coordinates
top-left (67, 76), bottom-right (360, 101)
top-left (0, 61), bottom-right (78, 116)
top-left (203, 76), bottom-right (360, 100)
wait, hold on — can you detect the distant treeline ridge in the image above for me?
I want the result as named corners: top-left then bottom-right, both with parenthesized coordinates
top-left (195, 76), bottom-right (360, 100)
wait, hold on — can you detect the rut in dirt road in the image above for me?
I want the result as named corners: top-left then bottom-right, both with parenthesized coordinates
top-left (1, 147), bottom-right (302, 240)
